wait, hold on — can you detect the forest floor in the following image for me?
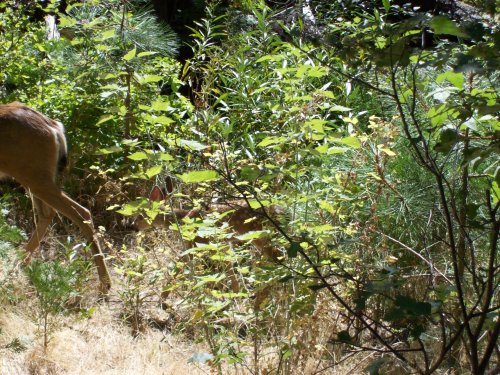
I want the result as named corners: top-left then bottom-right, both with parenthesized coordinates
top-left (0, 302), bottom-right (212, 375)
top-left (0, 247), bottom-right (215, 375)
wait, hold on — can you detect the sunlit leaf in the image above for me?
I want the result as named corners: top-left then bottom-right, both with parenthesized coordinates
top-left (127, 152), bottom-right (148, 161)
top-left (179, 139), bottom-right (208, 151)
top-left (236, 230), bottom-right (268, 241)
top-left (139, 74), bottom-right (163, 83)
top-left (306, 66), bottom-right (329, 78)
top-left (159, 152), bottom-right (174, 161)
top-left (145, 165), bottom-right (162, 178)
top-left (95, 145), bottom-right (122, 155)
top-left (144, 114), bottom-right (174, 125)
top-left (137, 51), bottom-right (157, 58)
top-left (257, 136), bottom-right (287, 148)
top-left (123, 48), bottom-right (136, 61)
top-left (437, 71), bottom-right (464, 89)
top-left (180, 170), bottom-right (219, 183)
top-left (378, 146), bottom-right (396, 156)
top-left (96, 114), bottom-right (115, 126)
top-left (150, 99), bottom-right (171, 112)
top-left (340, 136), bottom-right (361, 148)
top-left (100, 29), bottom-right (115, 40)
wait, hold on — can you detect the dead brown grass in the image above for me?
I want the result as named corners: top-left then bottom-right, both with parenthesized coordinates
top-left (0, 306), bottom-right (212, 375)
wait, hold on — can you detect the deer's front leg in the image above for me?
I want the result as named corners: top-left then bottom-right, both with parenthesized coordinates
top-left (24, 195), bottom-right (55, 263)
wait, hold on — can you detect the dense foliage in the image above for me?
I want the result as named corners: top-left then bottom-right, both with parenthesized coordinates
top-left (1, 1), bottom-right (498, 374)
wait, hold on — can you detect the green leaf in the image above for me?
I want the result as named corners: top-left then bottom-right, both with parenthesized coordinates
top-left (340, 136), bottom-right (361, 148)
top-left (337, 330), bottom-right (352, 343)
top-left (304, 119), bottom-right (327, 134)
top-left (96, 145), bottom-right (122, 155)
top-left (382, 0), bottom-right (390, 12)
top-left (96, 44), bottom-right (112, 52)
top-left (59, 16), bottom-right (77, 28)
top-left (296, 65), bottom-right (308, 78)
top-left (491, 181), bottom-right (499, 205)
top-left (315, 90), bottom-right (335, 99)
top-left (70, 38), bottom-right (83, 46)
top-left (150, 99), bottom-right (171, 112)
top-left (236, 230), bottom-right (268, 241)
top-left (395, 295), bottom-right (432, 316)
top-left (494, 167), bottom-right (500, 186)
top-left (373, 39), bottom-right (410, 67)
top-left (65, 3), bottom-right (84, 12)
top-left (144, 114), bottom-right (174, 125)
top-left (159, 152), bottom-right (174, 161)
top-left (282, 349), bottom-right (293, 360)
top-left (434, 127), bottom-right (460, 153)
top-left (137, 51), bottom-right (158, 58)
top-left (430, 16), bottom-right (468, 38)
top-left (287, 242), bottom-right (301, 258)
top-left (437, 71), bottom-right (464, 89)
top-left (385, 307), bottom-right (405, 321)
top-left (257, 136), bottom-right (287, 148)
top-left (315, 144), bottom-right (329, 154)
top-left (247, 199), bottom-right (271, 209)
top-left (145, 165), bottom-right (162, 179)
top-left (327, 146), bottom-right (348, 154)
top-left (100, 29), bottom-right (115, 40)
top-left (427, 105), bottom-right (448, 127)
top-left (180, 170), bottom-right (219, 183)
top-left (306, 66), bottom-right (329, 78)
top-left (285, 94), bottom-right (313, 102)
top-left (330, 105), bottom-right (352, 112)
top-left (140, 75), bottom-right (164, 84)
top-left (123, 48), bottom-right (137, 61)
top-left (256, 54), bottom-right (281, 63)
top-left (179, 139), bottom-right (208, 151)
top-left (96, 114), bottom-right (115, 126)
top-left (127, 152), bottom-right (148, 161)
top-left (239, 166), bottom-right (260, 182)
top-left (410, 324), bottom-right (426, 339)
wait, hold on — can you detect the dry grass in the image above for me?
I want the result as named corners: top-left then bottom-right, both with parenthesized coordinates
top-left (0, 304), bottom-right (213, 375)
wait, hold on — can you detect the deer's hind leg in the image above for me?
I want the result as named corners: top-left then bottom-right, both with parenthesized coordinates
top-left (28, 183), bottom-right (111, 291)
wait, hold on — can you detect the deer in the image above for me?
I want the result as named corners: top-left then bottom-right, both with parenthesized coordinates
top-left (0, 102), bottom-right (111, 292)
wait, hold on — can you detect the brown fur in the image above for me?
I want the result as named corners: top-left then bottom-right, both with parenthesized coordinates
top-left (0, 102), bottom-right (111, 292)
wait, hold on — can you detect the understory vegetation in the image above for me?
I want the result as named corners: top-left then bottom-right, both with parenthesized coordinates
top-left (1, 1), bottom-right (498, 374)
